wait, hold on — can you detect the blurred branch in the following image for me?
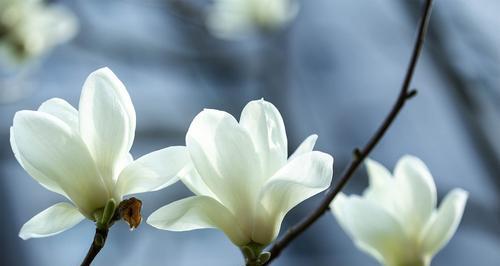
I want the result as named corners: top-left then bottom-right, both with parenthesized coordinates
top-left (167, 0), bottom-right (205, 20)
top-left (263, 0), bottom-right (434, 264)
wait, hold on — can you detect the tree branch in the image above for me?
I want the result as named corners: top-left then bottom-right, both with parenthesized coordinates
top-left (263, 0), bottom-right (434, 264)
top-left (80, 227), bottom-right (109, 266)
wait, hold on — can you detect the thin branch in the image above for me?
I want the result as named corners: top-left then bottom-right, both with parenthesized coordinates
top-left (80, 228), bottom-right (109, 266)
top-left (263, 0), bottom-right (434, 264)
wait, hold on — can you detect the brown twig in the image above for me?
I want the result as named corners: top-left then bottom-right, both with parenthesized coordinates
top-left (80, 228), bottom-right (109, 266)
top-left (263, 0), bottom-right (434, 264)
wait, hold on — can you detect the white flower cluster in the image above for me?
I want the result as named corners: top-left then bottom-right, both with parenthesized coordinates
top-left (11, 68), bottom-right (333, 249)
top-left (11, 66), bottom-right (467, 265)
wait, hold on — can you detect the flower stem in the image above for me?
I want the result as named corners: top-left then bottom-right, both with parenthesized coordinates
top-left (80, 227), bottom-right (109, 266)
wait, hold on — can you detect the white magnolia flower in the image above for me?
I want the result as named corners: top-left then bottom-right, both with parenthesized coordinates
top-left (148, 99), bottom-right (333, 249)
top-left (0, 0), bottom-right (78, 62)
top-left (331, 156), bottom-right (468, 266)
top-left (12, 68), bottom-right (185, 240)
top-left (206, 0), bottom-right (299, 39)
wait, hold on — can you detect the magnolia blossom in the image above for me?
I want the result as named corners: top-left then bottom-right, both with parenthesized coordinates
top-left (0, 0), bottom-right (77, 62)
top-left (206, 0), bottom-right (299, 39)
top-left (12, 68), bottom-right (185, 240)
top-left (148, 100), bottom-right (333, 248)
top-left (331, 156), bottom-right (468, 266)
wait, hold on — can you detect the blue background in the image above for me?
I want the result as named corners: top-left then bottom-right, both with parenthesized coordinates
top-left (0, 0), bottom-right (499, 265)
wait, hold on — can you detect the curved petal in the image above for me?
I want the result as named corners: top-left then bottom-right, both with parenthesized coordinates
top-left (365, 158), bottom-right (393, 188)
top-left (19, 202), bottom-right (85, 240)
top-left (421, 188), bottom-right (468, 256)
top-left (393, 155), bottom-right (437, 234)
top-left (331, 194), bottom-right (408, 264)
top-left (186, 109), bottom-right (261, 225)
top-left (260, 151), bottom-right (333, 215)
top-left (240, 99), bottom-right (287, 177)
top-left (331, 194), bottom-right (384, 262)
top-left (79, 67), bottom-right (136, 187)
top-left (147, 196), bottom-right (250, 246)
top-left (288, 134), bottom-right (317, 161)
top-left (10, 127), bottom-right (66, 197)
top-left (115, 152), bottom-right (134, 176)
top-left (179, 163), bottom-right (218, 199)
top-left (13, 111), bottom-right (108, 217)
top-left (115, 146), bottom-right (190, 197)
top-left (256, 151), bottom-right (333, 243)
top-left (250, 201), bottom-right (280, 245)
top-left (362, 158), bottom-right (397, 215)
top-left (38, 98), bottom-right (78, 130)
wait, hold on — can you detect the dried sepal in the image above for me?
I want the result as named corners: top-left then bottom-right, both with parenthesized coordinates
top-left (117, 197), bottom-right (143, 230)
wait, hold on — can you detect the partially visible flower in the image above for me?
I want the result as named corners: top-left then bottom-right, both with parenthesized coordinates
top-left (206, 0), bottom-right (298, 39)
top-left (0, 0), bottom-right (78, 63)
top-left (12, 67), bottom-right (185, 240)
top-left (148, 100), bottom-right (333, 253)
top-left (331, 156), bottom-right (468, 266)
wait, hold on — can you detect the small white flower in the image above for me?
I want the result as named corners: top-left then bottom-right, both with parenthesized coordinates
top-left (12, 67), bottom-right (186, 240)
top-left (206, 0), bottom-right (299, 39)
top-left (331, 156), bottom-right (468, 266)
top-left (0, 0), bottom-right (78, 62)
top-left (147, 99), bottom-right (333, 248)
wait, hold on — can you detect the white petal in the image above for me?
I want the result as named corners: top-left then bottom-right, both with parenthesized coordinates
top-left (421, 188), bottom-right (468, 256)
top-left (331, 194), bottom-right (408, 264)
top-left (186, 109), bottom-right (261, 222)
top-left (115, 152), bottom-right (134, 175)
top-left (256, 151), bottom-right (333, 244)
top-left (179, 163), bottom-right (218, 199)
top-left (147, 196), bottom-right (250, 246)
top-left (13, 111), bottom-right (109, 216)
top-left (10, 127), bottom-right (66, 197)
top-left (19, 202), bottom-right (85, 240)
top-left (362, 158), bottom-right (397, 215)
top-left (115, 146), bottom-right (190, 197)
top-left (393, 155), bottom-right (437, 234)
top-left (38, 98), bottom-right (79, 130)
top-left (79, 67), bottom-right (136, 187)
top-left (365, 158), bottom-right (392, 188)
top-left (288, 134), bottom-right (317, 161)
top-left (260, 151), bottom-right (333, 215)
top-left (240, 99), bottom-right (287, 177)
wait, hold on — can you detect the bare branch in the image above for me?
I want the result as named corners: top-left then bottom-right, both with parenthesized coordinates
top-left (80, 228), bottom-right (109, 266)
top-left (264, 0), bottom-right (434, 263)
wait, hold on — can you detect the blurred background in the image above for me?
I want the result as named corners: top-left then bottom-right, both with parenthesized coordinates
top-left (1, 0), bottom-right (499, 265)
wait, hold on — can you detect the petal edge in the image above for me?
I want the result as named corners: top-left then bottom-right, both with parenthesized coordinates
top-left (19, 202), bottom-right (84, 240)
top-left (147, 196), bottom-right (249, 246)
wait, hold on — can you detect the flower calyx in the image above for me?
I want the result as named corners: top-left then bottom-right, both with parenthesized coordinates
top-left (241, 242), bottom-right (271, 266)
top-left (93, 197), bottom-right (143, 231)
